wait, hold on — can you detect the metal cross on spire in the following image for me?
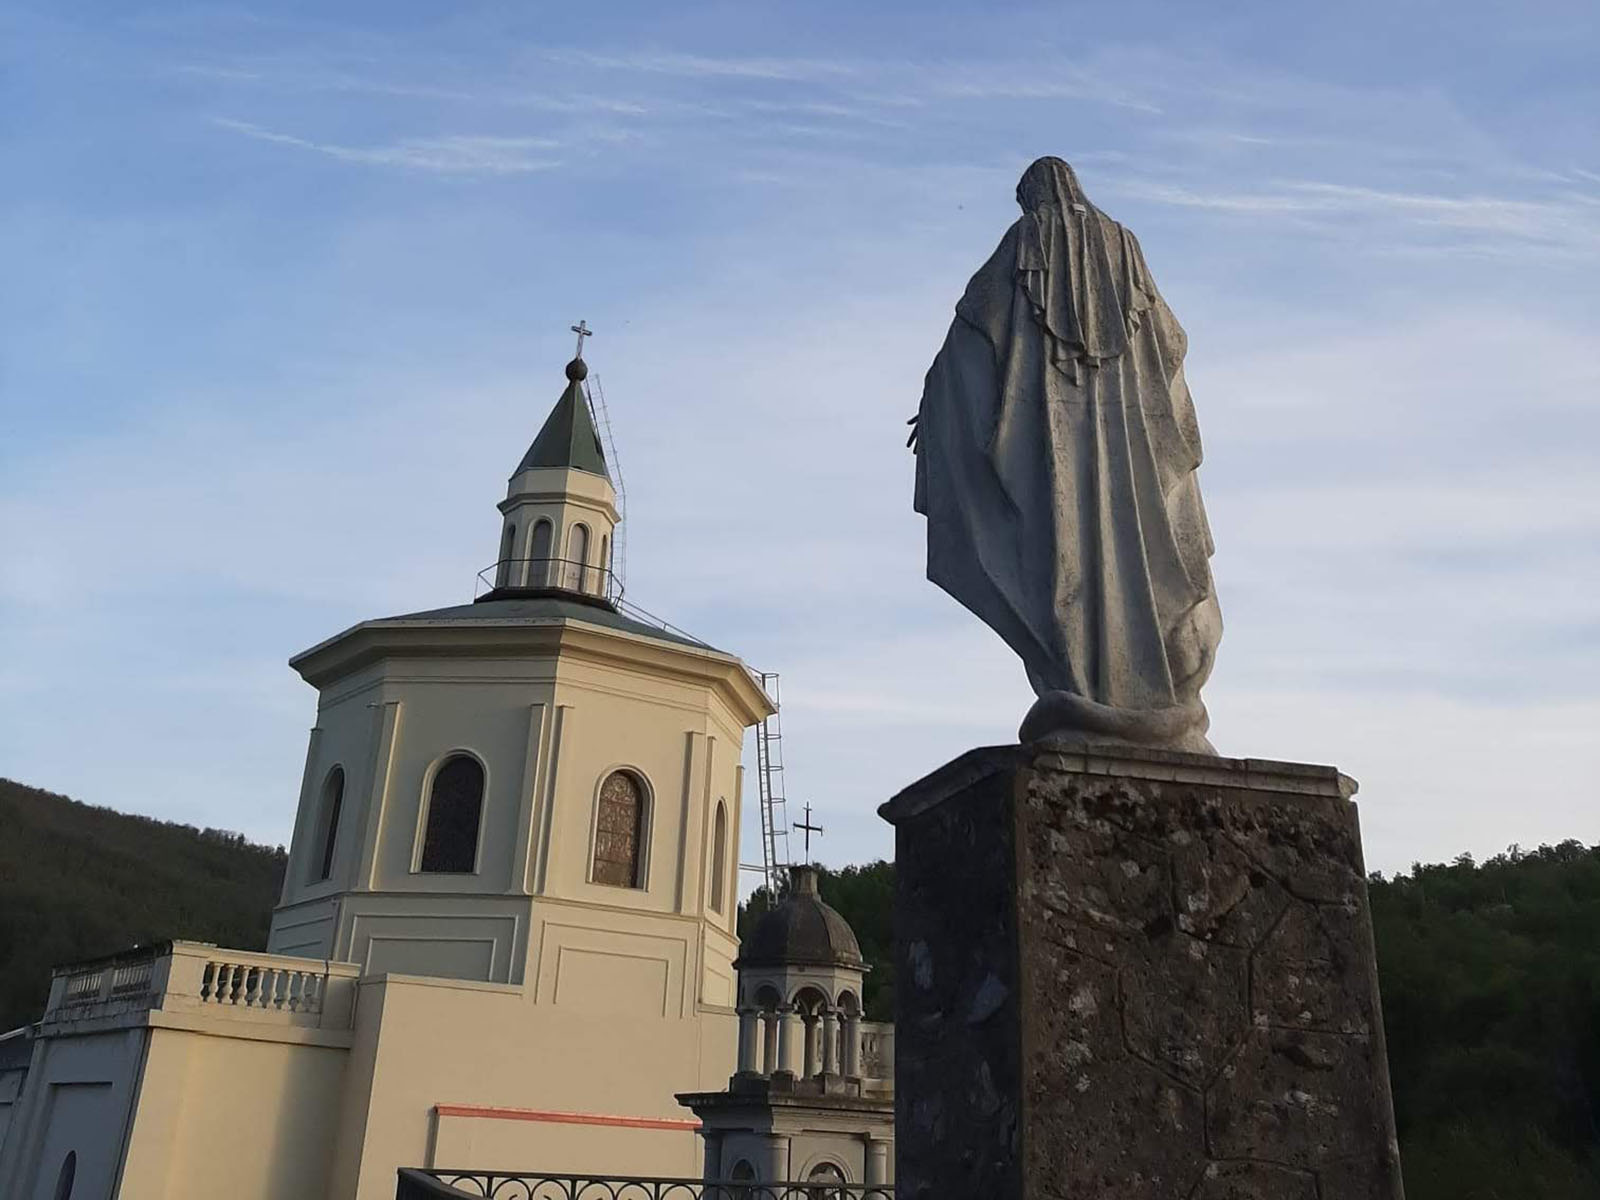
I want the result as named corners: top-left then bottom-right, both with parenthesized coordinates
top-left (570, 319), bottom-right (593, 359)
top-left (793, 803), bottom-right (824, 858)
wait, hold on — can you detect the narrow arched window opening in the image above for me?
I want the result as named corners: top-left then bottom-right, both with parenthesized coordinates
top-left (528, 518), bottom-right (553, 587)
top-left (53, 1151), bottom-right (76, 1200)
top-left (599, 534), bottom-right (610, 593)
top-left (566, 523), bottom-right (590, 592)
top-left (711, 800), bottom-right (729, 914)
top-left (498, 523), bottom-right (516, 586)
top-left (592, 770), bottom-right (645, 888)
top-left (313, 766), bottom-right (345, 882)
top-left (420, 755), bottom-right (485, 873)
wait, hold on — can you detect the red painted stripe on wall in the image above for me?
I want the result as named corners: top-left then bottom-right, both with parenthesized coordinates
top-left (434, 1104), bottom-right (701, 1133)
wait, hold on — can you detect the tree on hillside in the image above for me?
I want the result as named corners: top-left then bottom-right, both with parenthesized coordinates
top-left (0, 778), bottom-right (286, 1032)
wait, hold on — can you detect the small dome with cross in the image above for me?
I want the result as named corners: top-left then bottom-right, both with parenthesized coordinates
top-left (737, 866), bottom-right (865, 971)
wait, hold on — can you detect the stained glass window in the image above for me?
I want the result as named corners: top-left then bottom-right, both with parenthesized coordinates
top-left (592, 770), bottom-right (645, 887)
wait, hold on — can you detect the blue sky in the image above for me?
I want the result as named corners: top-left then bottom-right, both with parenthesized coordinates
top-left (2, 1), bottom-right (1597, 882)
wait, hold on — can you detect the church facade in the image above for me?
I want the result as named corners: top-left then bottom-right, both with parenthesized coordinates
top-left (0, 352), bottom-right (891, 1200)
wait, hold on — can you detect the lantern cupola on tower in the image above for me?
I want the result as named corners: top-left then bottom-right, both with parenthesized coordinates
top-left (486, 331), bottom-right (618, 603)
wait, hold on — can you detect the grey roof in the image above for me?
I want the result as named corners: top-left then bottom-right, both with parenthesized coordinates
top-left (514, 378), bottom-right (610, 479)
top-left (736, 866), bottom-right (865, 970)
top-left (386, 595), bottom-right (718, 653)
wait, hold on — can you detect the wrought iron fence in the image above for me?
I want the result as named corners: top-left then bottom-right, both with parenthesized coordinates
top-left (397, 1171), bottom-right (892, 1200)
top-left (476, 557), bottom-right (624, 603)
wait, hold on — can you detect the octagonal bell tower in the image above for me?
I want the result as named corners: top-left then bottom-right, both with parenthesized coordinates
top-left (267, 343), bottom-right (772, 1021)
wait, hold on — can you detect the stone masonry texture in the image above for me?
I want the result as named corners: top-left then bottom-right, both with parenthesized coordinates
top-left (880, 741), bottom-right (1404, 1200)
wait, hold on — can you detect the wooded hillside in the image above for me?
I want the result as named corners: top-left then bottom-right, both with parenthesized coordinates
top-left (743, 842), bottom-right (1600, 1200)
top-left (0, 778), bottom-right (286, 1032)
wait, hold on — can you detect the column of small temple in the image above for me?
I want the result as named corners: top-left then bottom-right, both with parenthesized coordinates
top-left (734, 1002), bottom-right (861, 1078)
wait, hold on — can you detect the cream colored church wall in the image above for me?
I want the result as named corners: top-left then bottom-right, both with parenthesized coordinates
top-left (430, 1112), bottom-right (691, 1179)
top-left (362, 676), bottom-right (554, 894)
top-left (269, 663), bottom-right (557, 976)
top-left (331, 973), bottom-right (737, 1200)
top-left (269, 666), bottom-right (392, 958)
top-left (271, 641), bottom-right (748, 997)
top-left (116, 1028), bottom-right (347, 1200)
top-left (539, 657), bottom-right (741, 916)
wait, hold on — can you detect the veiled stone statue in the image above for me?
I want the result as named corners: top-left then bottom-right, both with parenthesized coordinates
top-left (911, 157), bottom-right (1222, 753)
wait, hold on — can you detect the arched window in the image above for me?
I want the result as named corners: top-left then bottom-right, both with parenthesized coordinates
top-left (419, 755), bottom-right (485, 873)
top-left (53, 1151), bottom-right (76, 1200)
top-left (710, 800), bottom-right (728, 914)
top-left (599, 534), bottom-right (610, 592)
top-left (592, 770), bottom-right (645, 888)
top-left (498, 523), bottom-right (516, 586)
top-left (807, 1161), bottom-right (846, 1200)
top-left (566, 523), bottom-right (590, 591)
top-left (313, 767), bottom-right (345, 882)
top-left (528, 518), bottom-right (553, 586)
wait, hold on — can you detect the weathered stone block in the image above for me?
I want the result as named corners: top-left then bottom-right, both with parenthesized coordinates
top-left (881, 742), bottom-right (1404, 1200)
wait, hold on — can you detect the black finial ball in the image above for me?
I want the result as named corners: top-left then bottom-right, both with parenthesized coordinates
top-left (565, 357), bottom-right (589, 382)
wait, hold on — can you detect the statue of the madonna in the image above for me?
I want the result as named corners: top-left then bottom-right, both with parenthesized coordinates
top-left (910, 157), bottom-right (1223, 753)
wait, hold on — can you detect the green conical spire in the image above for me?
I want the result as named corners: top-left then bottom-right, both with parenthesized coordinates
top-left (513, 358), bottom-right (610, 480)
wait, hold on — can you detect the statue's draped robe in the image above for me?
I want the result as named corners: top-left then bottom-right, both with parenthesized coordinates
top-left (915, 167), bottom-right (1222, 747)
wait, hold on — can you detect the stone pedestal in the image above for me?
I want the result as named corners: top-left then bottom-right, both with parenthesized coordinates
top-left (879, 741), bottom-right (1404, 1200)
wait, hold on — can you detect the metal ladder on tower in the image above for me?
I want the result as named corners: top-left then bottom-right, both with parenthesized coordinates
top-left (754, 671), bottom-right (792, 894)
top-left (584, 373), bottom-right (628, 587)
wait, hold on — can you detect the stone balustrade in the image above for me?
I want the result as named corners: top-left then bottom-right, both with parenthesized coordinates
top-left (45, 941), bottom-right (360, 1033)
top-left (858, 1021), bottom-right (894, 1081)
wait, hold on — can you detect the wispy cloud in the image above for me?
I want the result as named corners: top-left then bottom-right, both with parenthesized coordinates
top-left (211, 118), bottom-right (562, 174)
top-left (1105, 174), bottom-right (1600, 257)
top-left (543, 48), bottom-right (862, 83)
top-left (929, 72), bottom-right (1162, 114)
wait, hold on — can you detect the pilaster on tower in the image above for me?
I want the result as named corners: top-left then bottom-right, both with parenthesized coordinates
top-left (486, 353), bottom-right (620, 603)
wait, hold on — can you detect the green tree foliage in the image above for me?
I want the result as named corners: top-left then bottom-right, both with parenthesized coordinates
top-left (0, 778), bottom-right (286, 1032)
top-left (746, 844), bottom-right (1600, 1197)
top-left (1369, 840), bottom-right (1600, 1197)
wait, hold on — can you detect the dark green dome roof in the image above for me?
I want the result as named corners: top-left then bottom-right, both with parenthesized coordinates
top-left (736, 866), bottom-right (865, 970)
top-left (514, 369), bottom-right (609, 479)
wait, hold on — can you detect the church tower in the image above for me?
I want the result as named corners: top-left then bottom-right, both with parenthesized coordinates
top-left (491, 350), bottom-right (618, 598)
top-left (267, 344), bottom-right (772, 1014)
top-left (0, 338), bottom-right (782, 1200)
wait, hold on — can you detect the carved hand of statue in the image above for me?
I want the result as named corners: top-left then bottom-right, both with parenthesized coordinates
top-left (905, 413), bottom-right (921, 452)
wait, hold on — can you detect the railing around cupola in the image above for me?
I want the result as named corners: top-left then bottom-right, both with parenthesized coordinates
top-left (476, 557), bottom-right (624, 604)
